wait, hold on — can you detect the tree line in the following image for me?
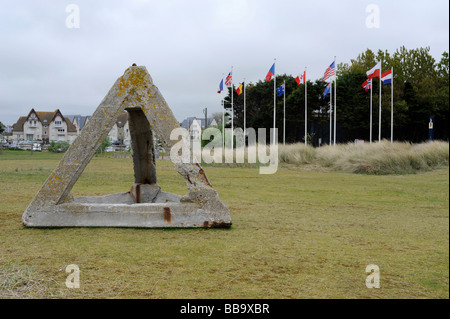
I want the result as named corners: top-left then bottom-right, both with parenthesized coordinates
top-left (222, 46), bottom-right (449, 145)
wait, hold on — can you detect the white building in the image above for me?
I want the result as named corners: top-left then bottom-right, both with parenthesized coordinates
top-left (107, 112), bottom-right (131, 146)
top-left (180, 117), bottom-right (218, 140)
top-left (12, 109), bottom-right (78, 144)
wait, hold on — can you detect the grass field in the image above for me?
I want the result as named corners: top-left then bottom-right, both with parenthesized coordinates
top-left (0, 149), bottom-right (448, 298)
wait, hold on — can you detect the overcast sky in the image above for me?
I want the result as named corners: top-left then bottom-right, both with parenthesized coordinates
top-left (0, 0), bottom-right (448, 126)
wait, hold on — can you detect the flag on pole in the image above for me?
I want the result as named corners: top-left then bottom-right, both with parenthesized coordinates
top-left (236, 82), bottom-right (244, 96)
top-left (296, 71), bottom-right (306, 85)
top-left (225, 72), bottom-right (232, 87)
top-left (381, 68), bottom-right (393, 85)
top-left (362, 79), bottom-right (372, 92)
top-left (217, 79), bottom-right (224, 93)
top-left (367, 62), bottom-right (381, 80)
top-left (322, 61), bottom-right (336, 82)
top-left (276, 83), bottom-right (285, 97)
top-left (266, 63), bottom-right (275, 82)
top-left (323, 83), bottom-right (331, 99)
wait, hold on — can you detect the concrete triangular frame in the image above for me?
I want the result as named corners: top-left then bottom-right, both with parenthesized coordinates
top-left (22, 65), bottom-right (231, 228)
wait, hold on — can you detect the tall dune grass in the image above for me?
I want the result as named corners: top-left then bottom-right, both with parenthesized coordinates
top-left (279, 140), bottom-right (449, 174)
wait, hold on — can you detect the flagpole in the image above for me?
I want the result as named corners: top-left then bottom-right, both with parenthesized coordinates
top-left (231, 66), bottom-right (234, 149)
top-left (222, 73), bottom-right (225, 150)
top-left (379, 60), bottom-right (382, 142)
top-left (283, 80), bottom-right (286, 145)
top-left (391, 67), bottom-right (394, 143)
top-left (304, 68), bottom-right (307, 146)
top-left (333, 56), bottom-right (337, 146)
top-left (273, 58), bottom-right (276, 145)
top-left (370, 80), bottom-right (373, 144)
top-left (243, 78), bottom-right (246, 141)
top-left (329, 81), bottom-right (332, 145)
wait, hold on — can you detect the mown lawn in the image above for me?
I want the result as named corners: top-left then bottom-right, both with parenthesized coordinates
top-left (0, 150), bottom-right (448, 298)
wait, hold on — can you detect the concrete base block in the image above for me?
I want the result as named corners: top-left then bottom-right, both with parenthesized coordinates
top-left (23, 201), bottom-right (232, 228)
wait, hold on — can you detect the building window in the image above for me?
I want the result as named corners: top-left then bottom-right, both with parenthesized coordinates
top-left (44, 131), bottom-right (47, 135)
top-left (55, 121), bottom-right (62, 126)
top-left (26, 134), bottom-right (33, 141)
top-left (58, 128), bottom-right (65, 133)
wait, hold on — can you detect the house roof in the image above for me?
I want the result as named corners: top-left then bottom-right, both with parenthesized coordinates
top-left (65, 118), bottom-right (77, 132)
top-left (12, 116), bottom-right (26, 132)
top-left (12, 109), bottom-right (77, 133)
top-left (180, 117), bottom-right (216, 130)
top-left (66, 115), bottom-right (91, 130)
top-left (115, 112), bottom-right (128, 128)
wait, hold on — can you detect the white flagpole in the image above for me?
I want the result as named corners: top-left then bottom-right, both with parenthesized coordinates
top-left (231, 66), bottom-right (234, 149)
top-left (333, 57), bottom-right (337, 146)
top-left (379, 61), bottom-right (382, 142)
top-left (329, 81), bottom-right (332, 145)
top-left (283, 80), bottom-right (286, 145)
top-left (222, 73), bottom-right (225, 150)
top-left (304, 68), bottom-right (307, 145)
top-left (370, 80), bottom-right (373, 144)
top-left (273, 58), bottom-right (276, 145)
top-left (243, 78), bottom-right (246, 140)
top-left (391, 67), bottom-right (394, 143)
top-left (222, 98), bottom-right (225, 149)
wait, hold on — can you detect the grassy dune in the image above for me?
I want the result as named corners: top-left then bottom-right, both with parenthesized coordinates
top-left (0, 150), bottom-right (448, 298)
top-left (279, 140), bottom-right (449, 174)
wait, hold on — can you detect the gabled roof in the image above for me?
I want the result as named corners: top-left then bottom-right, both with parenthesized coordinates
top-left (65, 118), bottom-right (77, 132)
top-left (180, 117), bottom-right (217, 130)
top-left (66, 115), bottom-right (91, 130)
top-left (13, 109), bottom-right (77, 132)
top-left (12, 116), bottom-right (26, 132)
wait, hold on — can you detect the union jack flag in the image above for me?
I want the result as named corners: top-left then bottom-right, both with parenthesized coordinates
top-left (322, 61), bottom-right (336, 82)
top-left (225, 72), bottom-right (232, 87)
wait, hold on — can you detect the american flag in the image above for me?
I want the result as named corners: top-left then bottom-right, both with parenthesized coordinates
top-left (225, 72), bottom-right (232, 87)
top-left (322, 61), bottom-right (336, 82)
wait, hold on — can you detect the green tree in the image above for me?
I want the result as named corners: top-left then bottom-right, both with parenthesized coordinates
top-left (97, 137), bottom-right (112, 154)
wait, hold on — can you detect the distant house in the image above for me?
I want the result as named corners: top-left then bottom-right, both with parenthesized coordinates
top-left (65, 115), bottom-right (90, 134)
top-left (180, 117), bottom-right (218, 140)
top-left (12, 109), bottom-right (77, 144)
top-left (107, 112), bottom-right (131, 146)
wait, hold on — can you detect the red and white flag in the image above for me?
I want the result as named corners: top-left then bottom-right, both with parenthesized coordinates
top-left (225, 71), bottom-right (232, 87)
top-left (295, 71), bottom-right (306, 85)
top-left (322, 61), bottom-right (336, 82)
top-left (366, 62), bottom-right (381, 80)
top-left (362, 79), bottom-right (372, 92)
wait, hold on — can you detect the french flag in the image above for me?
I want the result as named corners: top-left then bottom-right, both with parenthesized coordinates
top-left (381, 68), bottom-right (393, 85)
top-left (266, 63), bottom-right (275, 82)
top-left (366, 62), bottom-right (381, 80)
top-left (217, 79), bottom-right (224, 93)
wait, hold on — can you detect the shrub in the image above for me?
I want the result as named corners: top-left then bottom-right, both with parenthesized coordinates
top-left (47, 141), bottom-right (70, 153)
